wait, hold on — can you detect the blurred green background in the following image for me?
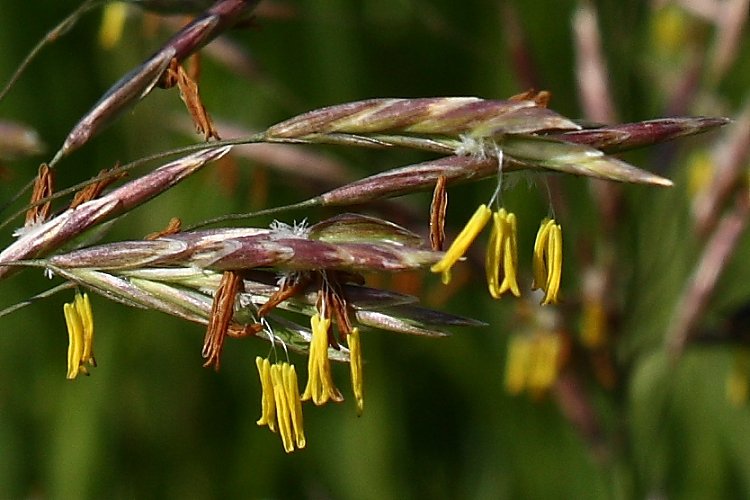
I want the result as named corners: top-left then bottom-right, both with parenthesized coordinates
top-left (0, 0), bottom-right (749, 498)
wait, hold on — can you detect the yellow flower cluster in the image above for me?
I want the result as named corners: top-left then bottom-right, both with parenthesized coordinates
top-left (256, 357), bottom-right (306, 453)
top-left (486, 209), bottom-right (520, 298)
top-left (302, 314), bottom-right (344, 405)
top-left (504, 331), bottom-right (564, 397)
top-left (431, 204), bottom-right (562, 303)
top-left (63, 292), bottom-right (96, 380)
top-left (256, 313), bottom-right (365, 452)
top-left (60, 291), bottom-right (364, 453)
top-left (532, 218), bottom-right (563, 305)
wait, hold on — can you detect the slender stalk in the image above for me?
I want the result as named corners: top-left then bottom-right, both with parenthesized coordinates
top-left (0, 0), bottom-right (103, 103)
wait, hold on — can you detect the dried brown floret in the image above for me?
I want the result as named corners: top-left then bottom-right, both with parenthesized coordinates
top-left (429, 175), bottom-right (448, 251)
top-left (202, 270), bottom-right (243, 370)
top-left (25, 163), bottom-right (54, 226)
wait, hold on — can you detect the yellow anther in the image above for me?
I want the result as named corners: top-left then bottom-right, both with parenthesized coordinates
top-left (302, 314), bottom-right (343, 405)
top-left (257, 358), bottom-right (306, 452)
top-left (527, 333), bottom-right (563, 395)
top-left (347, 328), bottom-right (364, 416)
top-left (505, 332), bottom-right (564, 397)
top-left (255, 357), bottom-right (276, 431)
top-left (686, 151), bottom-right (714, 198)
top-left (431, 204), bottom-right (492, 284)
top-left (282, 363), bottom-right (306, 449)
top-left (504, 334), bottom-right (532, 395)
top-left (77, 293), bottom-right (95, 367)
top-left (485, 209), bottom-right (521, 298)
top-left (532, 219), bottom-right (553, 289)
top-left (64, 303), bottom-right (83, 379)
top-left (271, 363), bottom-right (294, 453)
top-left (532, 218), bottom-right (563, 305)
top-left (544, 224), bottom-right (562, 304)
top-left (63, 292), bottom-right (95, 380)
top-left (651, 5), bottom-right (692, 56)
top-left (99, 3), bottom-right (128, 50)
top-left (580, 300), bottom-right (607, 349)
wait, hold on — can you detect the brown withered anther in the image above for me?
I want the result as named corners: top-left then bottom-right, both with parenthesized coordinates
top-left (429, 174), bottom-right (448, 251)
top-left (25, 163), bottom-right (54, 226)
top-left (163, 58), bottom-right (221, 141)
top-left (228, 322), bottom-right (264, 338)
top-left (254, 270), bottom-right (356, 347)
top-left (50, 0), bottom-right (258, 164)
top-left (257, 273), bottom-right (313, 318)
top-left (320, 272), bottom-right (356, 349)
top-left (69, 164), bottom-right (128, 209)
top-left (202, 270), bottom-right (243, 370)
top-left (508, 89), bottom-right (550, 108)
top-left (144, 217), bottom-right (183, 240)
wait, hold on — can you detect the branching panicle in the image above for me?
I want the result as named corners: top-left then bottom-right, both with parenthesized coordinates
top-left (0, 1), bottom-right (734, 456)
